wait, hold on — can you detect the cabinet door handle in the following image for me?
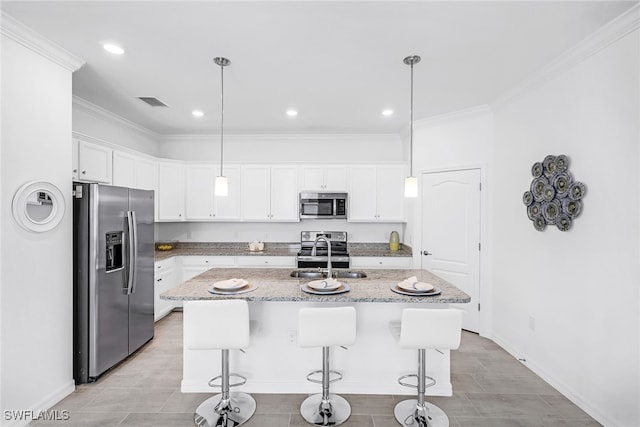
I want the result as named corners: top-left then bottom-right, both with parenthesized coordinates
top-left (422, 251), bottom-right (432, 256)
top-left (81, 170), bottom-right (87, 175)
top-left (157, 278), bottom-right (163, 282)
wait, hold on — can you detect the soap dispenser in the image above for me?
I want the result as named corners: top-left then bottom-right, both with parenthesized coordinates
top-left (389, 231), bottom-right (400, 251)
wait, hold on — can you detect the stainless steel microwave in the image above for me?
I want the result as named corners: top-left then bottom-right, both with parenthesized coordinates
top-left (299, 192), bottom-right (348, 219)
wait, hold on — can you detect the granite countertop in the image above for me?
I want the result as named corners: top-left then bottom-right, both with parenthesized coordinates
top-left (155, 242), bottom-right (412, 261)
top-left (160, 268), bottom-right (469, 304)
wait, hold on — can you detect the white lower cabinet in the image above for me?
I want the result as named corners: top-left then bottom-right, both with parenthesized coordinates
top-left (236, 256), bottom-right (296, 268)
top-left (154, 258), bottom-right (177, 321)
top-left (180, 256), bottom-right (236, 281)
top-left (350, 256), bottom-right (412, 269)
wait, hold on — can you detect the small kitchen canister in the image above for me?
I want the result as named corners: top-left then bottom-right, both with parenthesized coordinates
top-left (389, 231), bottom-right (400, 251)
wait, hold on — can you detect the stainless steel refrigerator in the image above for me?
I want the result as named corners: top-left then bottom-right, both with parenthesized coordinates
top-left (73, 182), bottom-right (154, 383)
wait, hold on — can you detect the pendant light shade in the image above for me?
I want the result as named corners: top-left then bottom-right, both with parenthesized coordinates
top-left (214, 175), bottom-right (228, 197)
top-left (214, 56), bottom-right (230, 197)
top-left (404, 55), bottom-right (420, 198)
top-left (404, 176), bottom-right (418, 197)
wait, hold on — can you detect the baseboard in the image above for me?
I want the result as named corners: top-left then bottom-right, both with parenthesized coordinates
top-left (524, 358), bottom-right (619, 427)
top-left (489, 332), bottom-right (621, 427)
top-left (2, 380), bottom-right (75, 427)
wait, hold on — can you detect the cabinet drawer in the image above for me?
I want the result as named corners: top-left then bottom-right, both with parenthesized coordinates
top-left (155, 257), bottom-right (176, 273)
top-left (236, 256), bottom-right (296, 268)
top-left (350, 257), bottom-right (412, 269)
top-left (180, 256), bottom-right (236, 267)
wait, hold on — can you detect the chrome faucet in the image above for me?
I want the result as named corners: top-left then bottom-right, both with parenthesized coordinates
top-left (311, 236), bottom-right (332, 279)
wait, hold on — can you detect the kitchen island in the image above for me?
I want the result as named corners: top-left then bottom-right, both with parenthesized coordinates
top-left (161, 268), bottom-right (470, 396)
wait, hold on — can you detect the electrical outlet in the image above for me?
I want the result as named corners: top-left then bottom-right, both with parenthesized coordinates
top-left (287, 330), bottom-right (297, 343)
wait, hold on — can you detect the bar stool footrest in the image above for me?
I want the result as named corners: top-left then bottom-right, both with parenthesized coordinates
top-left (208, 373), bottom-right (247, 389)
top-left (397, 374), bottom-right (436, 390)
top-left (306, 369), bottom-right (343, 384)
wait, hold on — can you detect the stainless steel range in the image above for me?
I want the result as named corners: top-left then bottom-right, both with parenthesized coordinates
top-left (297, 231), bottom-right (349, 268)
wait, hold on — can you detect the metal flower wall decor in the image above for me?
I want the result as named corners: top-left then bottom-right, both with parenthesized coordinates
top-left (523, 154), bottom-right (586, 232)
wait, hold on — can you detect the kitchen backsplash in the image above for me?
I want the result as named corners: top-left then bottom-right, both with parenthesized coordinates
top-left (155, 220), bottom-right (409, 244)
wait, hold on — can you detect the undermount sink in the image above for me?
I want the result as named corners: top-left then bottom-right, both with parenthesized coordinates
top-left (290, 270), bottom-right (367, 279)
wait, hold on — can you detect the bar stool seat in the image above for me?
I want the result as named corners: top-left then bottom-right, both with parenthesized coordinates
top-left (394, 308), bottom-right (462, 427)
top-left (298, 306), bottom-right (356, 426)
top-left (184, 300), bottom-right (256, 427)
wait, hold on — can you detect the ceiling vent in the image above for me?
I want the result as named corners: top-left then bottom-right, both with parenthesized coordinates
top-left (138, 97), bottom-right (169, 107)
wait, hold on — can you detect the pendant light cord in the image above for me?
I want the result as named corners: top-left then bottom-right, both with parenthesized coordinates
top-left (409, 61), bottom-right (414, 177)
top-left (219, 62), bottom-right (225, 177)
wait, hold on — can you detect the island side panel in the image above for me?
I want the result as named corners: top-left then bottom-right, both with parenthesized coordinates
top-left (181, 301), bottom-right (453, 396)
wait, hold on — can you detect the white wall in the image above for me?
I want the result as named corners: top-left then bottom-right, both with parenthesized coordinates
top-left (407, 106), bottom-right (494, 334)
top-left (490, 27), bottom-right (640, 427)
top-left (73, 97), bottom-right (160, 157)
top-left (1, 31), bottom-right (79, 425)
top-left (159, 134), bottom-right (403, 163)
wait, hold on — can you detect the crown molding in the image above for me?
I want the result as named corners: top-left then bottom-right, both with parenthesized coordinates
top-left (492, 3), bottom-right (640, 109)
top-left (414, 104), bottom-right (493, 129)
top-left (159, 133), bottom-right (400, 143)
top-left (73, 96), bottom-right (160, 139)
top-left (1, 11), bottom-right (85, 72)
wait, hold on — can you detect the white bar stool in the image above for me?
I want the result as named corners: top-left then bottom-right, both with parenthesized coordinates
top-left (394, 308), bottom-right (462, 427)
top-left (298, 306), bottom-right (356, 426)
top-left (184, 300), bottom-right (256, 427)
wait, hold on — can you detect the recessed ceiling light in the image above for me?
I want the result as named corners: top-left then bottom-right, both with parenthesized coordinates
top-left (103, 43), bottom-right (125, 55)
top-left (382, 109), bottom-right (394, 116)
top-left (286, 109), bottom-right (298, 117)
top-left (192, 110), bottom-right (204, 118)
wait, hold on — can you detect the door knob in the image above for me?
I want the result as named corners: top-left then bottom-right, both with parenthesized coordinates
top-left (422, 250), bottom-right (432, 256)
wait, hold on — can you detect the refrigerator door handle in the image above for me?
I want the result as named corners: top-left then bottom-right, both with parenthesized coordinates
top-left (126, 210), bottom-right (138, 295)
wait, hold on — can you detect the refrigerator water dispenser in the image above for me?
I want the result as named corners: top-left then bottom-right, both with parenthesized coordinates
top-left (106, 231), bottom-right (123, 271)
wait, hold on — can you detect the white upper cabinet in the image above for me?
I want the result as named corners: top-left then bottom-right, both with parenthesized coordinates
top-left (213, 165), bottom-right (241, 220)
top-left (185, 164), bottom-right (241, 221)
top-left (348, 165), bottom-right (406, 222)
top-left (242, 165), bottom-right (298, 221)
top-left (270, 166), bottom-right (299, 221)
top-left (135, 157), bottom-right (157, 191)
top-left (375, 165), bottom-right (406, 221)
top-left (157, 162), bottom-right (186, 221)
top-left (77, 139), bottom-right (112, 184)
top-left (113, 151), bottom-right (136, 187)
top-left (299, 165), bottom-right (348, 191)
top-left (112, 151), bottom-right (156, 191)
top-left (72, 139), bottom-right (79, 181)
top-left (242, 166), bottom-right (271, 220)
top-left (185, 164), bottom-right (215, 220)
top-left (348, 166), bottom-right (378, 221)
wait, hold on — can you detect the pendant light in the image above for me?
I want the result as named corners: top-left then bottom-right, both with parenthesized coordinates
top-left (214, 57), bottom-right (230, 197)
top-left (404, 55), bottom-right (420, 198)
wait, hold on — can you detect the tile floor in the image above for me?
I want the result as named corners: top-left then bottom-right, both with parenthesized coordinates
top-left (33, 311), bottom-right (600, 427)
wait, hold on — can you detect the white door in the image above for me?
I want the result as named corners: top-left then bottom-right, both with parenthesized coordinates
top-left (421, 169), bottom-right (481, 332)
